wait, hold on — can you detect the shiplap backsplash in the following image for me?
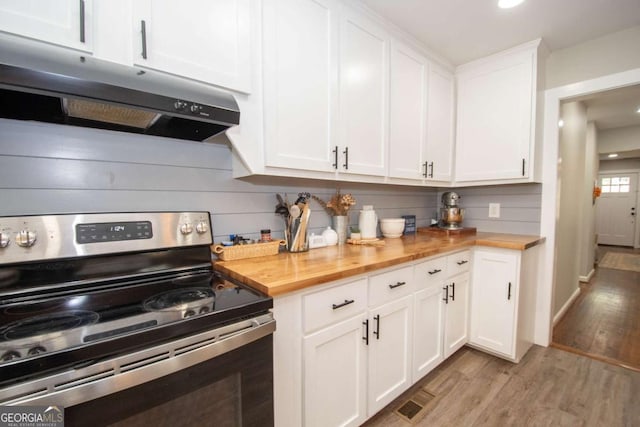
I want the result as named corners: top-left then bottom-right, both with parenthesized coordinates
top-left (0, 120), bottom-right (542, 240)
top-left (443, 184), bottom-right (542, 235)
top-left (0, 120), bottom-right (440, 242)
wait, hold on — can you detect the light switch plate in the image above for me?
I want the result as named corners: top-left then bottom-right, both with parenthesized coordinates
top-left (489, 203), bottom-right (501, 218)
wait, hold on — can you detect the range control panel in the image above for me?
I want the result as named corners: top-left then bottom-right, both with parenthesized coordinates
top-left (0, 212), bottom-right (212, 265)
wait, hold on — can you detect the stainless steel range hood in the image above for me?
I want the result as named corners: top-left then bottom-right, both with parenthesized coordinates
top-left (0, 60), bottom-right (240, 142)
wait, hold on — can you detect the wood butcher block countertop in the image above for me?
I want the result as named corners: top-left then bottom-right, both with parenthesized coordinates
top-left (213, 232), bottom-right (545, 297)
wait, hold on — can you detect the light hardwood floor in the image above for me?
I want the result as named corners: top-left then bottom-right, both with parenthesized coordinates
top-left (363, 345), bottom-right (640, 427)
top-left (552, 245), bottom-right (640, 371)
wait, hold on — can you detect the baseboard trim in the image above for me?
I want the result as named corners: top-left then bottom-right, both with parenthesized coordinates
top-left (553, 287), bottom-right (581, 326)
top-left (579, 268), bottom-right (595, 283)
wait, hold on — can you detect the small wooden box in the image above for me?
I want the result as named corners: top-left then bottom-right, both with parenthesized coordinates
top-left (212, 240), bottom-right (285, 261)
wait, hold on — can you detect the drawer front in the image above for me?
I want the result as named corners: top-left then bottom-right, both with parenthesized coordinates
top-left (447, 250), bottom-right (471, 276)
top-left (303, 278), bottom-right (368, 334)
top-left (368, 265), bottom-right (414, 308)
top-left (415, 256), bottom-right (447, 289)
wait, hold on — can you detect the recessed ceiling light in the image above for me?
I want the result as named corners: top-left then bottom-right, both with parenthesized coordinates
top-left (558, 119), bottom-right (564, 128)
top-left (498, 0), bottom-right (525, 9)
top-left (608, 153), bottom-right (619, 158)
top-left (636, 106), bottom-right (640, 113)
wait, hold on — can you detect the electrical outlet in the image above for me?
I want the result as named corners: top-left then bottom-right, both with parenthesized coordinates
top-left (489, 203), bottom-right (501, 218)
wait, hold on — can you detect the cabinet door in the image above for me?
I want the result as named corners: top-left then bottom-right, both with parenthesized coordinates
top-left (470, 249), bottom-right (519, 357)
top-left (337, 6), bottom-right (388, 177)
top-left (413, 286), bottom-right (444, 382)
top-left (455, 49), bottom-right (534, 182)
top-left (443, 272), bottom-right (469, 358)
top-left (425, 63), bottom-right (454, 182)
top-left (303, 315), bottom-right (367, 427)
top-left (263, 0), bottom-right (337, 173)
top-left (132, 0), bottom-right (251, 93)
top-left (368, 295), bottom-right (413, 416)
top-left (0, 0), bottom-right (92, 52)
top-left (388, 40), bottom-right (427, 180)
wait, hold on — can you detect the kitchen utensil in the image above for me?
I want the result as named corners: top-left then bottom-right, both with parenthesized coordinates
top-left (439, 191), bottom-right (465, 229)
top-left (380, 218), bottom-right (405, 238)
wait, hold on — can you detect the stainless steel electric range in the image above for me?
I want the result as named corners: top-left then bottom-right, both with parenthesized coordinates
top-left (0, 212), bottom-right (274, 426)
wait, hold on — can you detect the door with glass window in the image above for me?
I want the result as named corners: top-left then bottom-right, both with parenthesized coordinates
top-left (596, 173), bottom-right (638, 246)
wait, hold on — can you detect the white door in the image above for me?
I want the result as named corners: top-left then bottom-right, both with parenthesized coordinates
top-left (470, 249), bottom-right (518, 357)
top-left (0, 0), bottom-right (92, 52)
top-left (412, 286), bottom-right (444, 382)
top-left (337, 6), bottom-right (388, 177)
top-left (367, 295), bottom-right (413, 416)
top-left (132, 0), bottom-right (251, 92)
top-left (596, 173), bottom-right (638, 246)
top-left (443, 272), bottom-right (470, 358)
top-left (263, 0), bottom-right (338, 173)
top-left (303, 315), bottom-right (367, 427)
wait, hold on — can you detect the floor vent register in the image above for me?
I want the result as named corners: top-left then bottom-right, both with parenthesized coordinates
top-left (394, 389), bottom-right (436, 423)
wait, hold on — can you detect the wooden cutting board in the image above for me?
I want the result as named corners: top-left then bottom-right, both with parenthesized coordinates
top-left (418, 226), bottom-right (477, 236)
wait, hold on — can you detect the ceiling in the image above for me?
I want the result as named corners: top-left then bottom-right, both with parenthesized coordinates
top-left (577, 84), bottom-right (640, 130)
top-left (360, 0), bottom-right (640, 66)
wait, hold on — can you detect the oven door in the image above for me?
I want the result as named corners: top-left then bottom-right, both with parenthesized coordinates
top-left (1, 315), bottom-right (275, 427)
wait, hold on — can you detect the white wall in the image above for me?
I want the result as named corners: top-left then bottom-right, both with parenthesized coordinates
top-left (545, 25), bottom-right (640, 89)
top-left (579, 122), bottom-right (598, 280)
top-left (0, 119), bottom-right (438, 242)
top-left (598, 125), bottom-right (640, 153)
top-left (554, 101), bottom-right (587, 315)
top-left (600, 158), bottom-right (640, 171)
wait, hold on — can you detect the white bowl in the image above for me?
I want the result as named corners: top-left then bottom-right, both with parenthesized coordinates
top-left (380, 218), bottom-right (405, 238)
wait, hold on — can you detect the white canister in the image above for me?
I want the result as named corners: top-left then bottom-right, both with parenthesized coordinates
top-left (321, 226), bottom-right (338, 246)
top-left (358, 205), bottom-right (378, 239)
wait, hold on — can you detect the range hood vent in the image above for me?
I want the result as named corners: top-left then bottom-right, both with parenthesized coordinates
top-left (0, 63), bottom-right (240, 141)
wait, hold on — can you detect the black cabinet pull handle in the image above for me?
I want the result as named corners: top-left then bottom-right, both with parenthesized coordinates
top-left (141, 20), bottom-right (148, 59)
top-left (373, 314), bottom-right (380, 340)
top-left (450, 282), bottom-right (455, 301)
top-left (332, 299), bottom-right (354, 310)
top-left (443, 285), bottom-right (449, 304)
top-left (79, 0), bottom-right (86, 43)
top-left (388, 281), bottom-right (406, 289)
top-left (343, 147), bottom-right (349, 169)
top-left (363, 319), bottom-right (369, 345)
top-left (522, 158), bottom-right (526, 176)
top-left (456, 260), bottom-right (468, 265)
top-left (332, 146), bottom-right (338, 169)
top-left (428, 162), bottom-right (434, 178)
top-left (422, 161), bottom-right (428, 178)
top-left (428, 269), bottom-right (442, 275)
top-left (508, 282), bottom-right (512, 300)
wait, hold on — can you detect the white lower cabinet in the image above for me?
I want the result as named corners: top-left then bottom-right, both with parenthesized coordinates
top-left (443, 272), bottom-right (470, 358)
top-left (412, 284), bottom-right (444, 379)
top-left (469, 246), bottom-right (540, 362)
top-left (303, 314), bottom-right (368, 427)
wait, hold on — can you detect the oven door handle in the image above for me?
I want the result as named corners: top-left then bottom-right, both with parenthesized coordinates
top-left (0, 314), bottom-right (275, 407)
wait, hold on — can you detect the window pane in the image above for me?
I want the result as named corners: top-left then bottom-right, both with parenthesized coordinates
top-left (602, 178), bottom-right (611, 185)
top-left (611, 186), bottom-right (620, 193)
top-left (612, 177), bottom-right (620, 185)
top-left (620, 185), bottom-right (630, 193)
top-left (620, 177), bottom-right (630, 184)
top-left (602, 185), bottom-right (611, 193)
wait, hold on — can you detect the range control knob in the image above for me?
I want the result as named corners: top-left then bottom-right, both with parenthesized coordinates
top-left (174, 100), bottom-right (188, 111)
top-left (0, 232), bottom-right (9, 248)
top-left (15, 230), bottom-right (37, 247)
top-left (184, 309), bottom-right (196, 318)
top-left (1, 351), bottom-right (20, 362)
top-left (180, 223), bottom-right (193, 235)
top-left (27, 346), bottom-right (46, 356)
top-left (195, 221), bottom-right (209, 234)
top-left (190, 104), bottom-right (202, 114)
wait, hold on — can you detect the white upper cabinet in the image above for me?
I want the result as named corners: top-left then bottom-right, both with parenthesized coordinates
top-left (337, 6), bottom-right (389, 177)
top-left (263, 0), bottom-right (338, 173)
top-left (454, 40), bottom-right (544, 184)
top-left (0, 0), bottom-right (93, 52)
top-left (425, 62), bottom-right (454, 182)
top-left (132, 0), bottom-right (251, 93)
top-left (388, 41), bottom-right (427, 180)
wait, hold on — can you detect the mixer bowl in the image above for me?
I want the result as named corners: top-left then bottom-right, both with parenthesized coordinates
top-left (440, 207), bottom-right (465, 229)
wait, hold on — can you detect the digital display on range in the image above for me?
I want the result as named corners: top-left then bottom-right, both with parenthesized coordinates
top-left (76, 221), bottom-right (153, 244)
